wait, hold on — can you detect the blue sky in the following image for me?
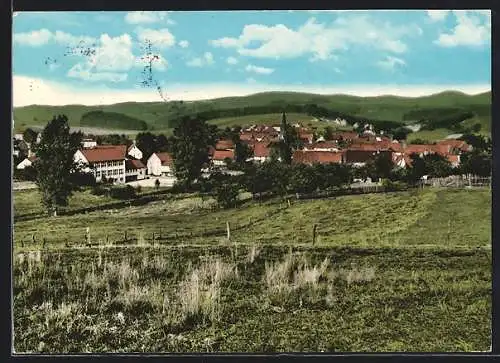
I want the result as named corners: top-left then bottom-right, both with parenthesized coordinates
top-left (12, 10), bottom-right (491, 106)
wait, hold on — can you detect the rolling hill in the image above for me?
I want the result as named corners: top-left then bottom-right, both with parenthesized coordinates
top-left (13, 90), bottom-right (491, 139)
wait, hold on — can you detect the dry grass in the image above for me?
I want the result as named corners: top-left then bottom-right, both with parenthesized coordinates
top-left (247, 245), bottom-right (262, 264)
top-left (176, 257), bottom-right (238, 323)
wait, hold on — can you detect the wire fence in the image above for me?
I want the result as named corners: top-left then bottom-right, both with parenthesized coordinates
top-left (423, 175), bottom-right (491, 188)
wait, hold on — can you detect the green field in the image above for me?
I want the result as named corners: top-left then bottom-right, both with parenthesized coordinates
top-left (207, 113), bottom-right (315, 128)
top-left (13, 187), bottom-right (491, 352)
top-left (13, 90), bottom-right (491, 138)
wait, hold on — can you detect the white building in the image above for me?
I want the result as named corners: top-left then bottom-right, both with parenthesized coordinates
top-left (14, 134), bottom-right (24, 141)
top-left (82, 138), bottom-right (97, 149)
top-left (74, 145), bottom-right (127, 184)
top-left (16, 156), bottom-right (36, 170)
top-left (147, 152), bottom-right (173, 176)
top-left (127, 142), bottom-right (143, 160)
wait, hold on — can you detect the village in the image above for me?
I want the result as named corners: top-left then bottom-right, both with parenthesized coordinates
top-left (13, 114), bottom-right (472, 190)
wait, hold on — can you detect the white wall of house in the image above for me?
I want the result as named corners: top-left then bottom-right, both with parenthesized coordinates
top-left (126, 168), bottom-right (146, 180)
top-left (16, 158), bottom-right (32, 170)
top-left (147, 154), bottom-right (162, 176)
top-left (73, 150), bottom-right (126, 184)
top-left (128, 145), bottom-right (143, 160)
top-left (82, 140), bottom-right (97, 148)
top-left (93, 160), bottom-right (126, 183)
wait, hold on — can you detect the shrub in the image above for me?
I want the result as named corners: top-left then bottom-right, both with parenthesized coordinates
top-left (109, 185), bottom-right (137, 200)
top-left (381, 179), bottom-right (407, 191)
top-left (91, 184), bottom-right (108, 196)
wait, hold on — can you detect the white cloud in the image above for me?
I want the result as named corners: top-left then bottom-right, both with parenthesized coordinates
top-left (210, 15), bottom-right (421, 60)
top-left (227, 56), bottom-right (238, 65)
top-left (136, 28), bottom-right (175, 48)
top-left (14, 28), bottom-right (96, 47)
top-left (14, 28), bottom-right (54, 46)
top-left (245, 64), bottom-right (274, 75)
top-left (377, 55), bottom-right (406, 71)
top-left (125, 11), bottom-right (175, 25)
top-left (186, 52), bottom-right (214, 67)
top-left (246, 77), bottom-right (257, 84)
top-left (434, 10), bottom-right (491, 47)
top-left (13, 75), bottom-right (491, 107)
top-left (179, 40), bottom-right (189, 48)
top-left (87, 34), bottom-right (135, 72)
top-left (334, 67), bottom-right (342, 73)
top-left (67, 63), bottom-right (128, 82)
top-left (426, 10), bottom-right (450, 22)
top-left (135, 53), bottom-right (169, 72)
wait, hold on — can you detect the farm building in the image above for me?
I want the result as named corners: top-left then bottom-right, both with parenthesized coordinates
top-left (74, 145), bottom-right (127, 184)
top-left (125, 159), bottom-right (147, 182)
top-left (147, 152), bottom-right (174, 176)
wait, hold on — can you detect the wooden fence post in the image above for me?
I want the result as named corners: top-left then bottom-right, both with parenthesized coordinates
top-left (312, 224), bottom-right (317, 246)
top-left (226, 221), bottom-right (231, 241)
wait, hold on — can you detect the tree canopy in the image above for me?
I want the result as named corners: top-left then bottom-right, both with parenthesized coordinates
top-left (32, 115), bottom-right (83, 216)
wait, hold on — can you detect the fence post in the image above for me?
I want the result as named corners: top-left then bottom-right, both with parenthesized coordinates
top-left (226, 221), bottom-right (231, 241)
top-left (32, 234), bottom-right (36, 245)
top-left (42, 237), bottom-right (46, 249)
top-left (124, 230), bottom-right (128, 244)
top-left (312, 224), bottom-right (317, 246)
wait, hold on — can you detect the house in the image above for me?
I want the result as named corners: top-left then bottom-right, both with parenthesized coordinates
top-left (293, 150), bottom-right (344, 165)
top-left (299, 132), bottom-right (314, 144)
top-left (212, 149), bottom-right (235, 167)
top-left (331, 131), bottom-right (358, 142)
top-left (215, 139), bottom-right (235, 151)
top-left (81, 138), bottom-right (97, 149)
top-left (147, 152), bottom-right (174, 176)
top-left (392, 153), bottom-right (412, 169)
top-left (125, 159), bottom-right (147, 182)
top-left (303, 141), bottom-right (339, 152)
top-left (344, 150), bottom-right (392, 167)
top-left (16, 155), bottom-right (37, 170)
top-left (127, 142), bottom-right (143, 160)
top-left (14, 133), bottom-right (24, 141)
top-left (436, 139), bottom-right (472, 153)
top-left (74, 145), bottom-right (127, 184)
top-left (36, 133), bottom-right (42, 144)
top-left (404, 144), bottom-right (435, 157)
top-left (249, 142), bottom-right (271, 163)
top-left (447, 154), bottom-right (461, 168)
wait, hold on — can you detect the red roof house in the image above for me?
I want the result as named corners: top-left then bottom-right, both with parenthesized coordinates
top-left (292, 150), bottom-right (344, 165)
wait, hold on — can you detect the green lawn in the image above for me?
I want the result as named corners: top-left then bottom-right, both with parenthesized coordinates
top-left (12, 187), bottom-right (491, 352)
top-left (14, 188), bottom-right (491, 249)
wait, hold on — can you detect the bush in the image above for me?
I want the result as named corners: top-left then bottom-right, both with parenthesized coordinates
top-left (381, 179), bottom-right (407, 191)
top-left (70, 172), bottom-right (96, 187)
top-left (91, 184), bottom-right (109, 196)
top-left (109, 185), bottom-right (137, 200)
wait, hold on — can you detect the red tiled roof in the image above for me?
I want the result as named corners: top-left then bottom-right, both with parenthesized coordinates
top-left (332, 132), bottom-right (358, 141)
top-left (447, 154), bottom-right (460, 165)
top-left (212, 149), bottom-right (235, 160)
top-left (239, 133), bottom-right (255, 141)
top-left (404, 144), bottom-right (435, 155)
top-left (292, 150), bottom-right (344, 165)
top-left (215, 139), bottom-right (234, 150)
top-left (81, 145), bottom-right (127, 162)
top-left (252, 142), bottom-right (271, 158)
top-left (345, 150), bottom-right (392, 163)
top-left (126, 159), bottom-right (146, 170)
top-left (155, 152), bottom-right (173, 166)
top-left (305, 141), bottom-right (339, 150)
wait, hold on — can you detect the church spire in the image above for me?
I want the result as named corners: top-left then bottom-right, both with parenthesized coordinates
top-left (280, 111), bottom-right (287, 141)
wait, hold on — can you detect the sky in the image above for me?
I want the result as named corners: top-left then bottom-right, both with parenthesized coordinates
top-left (12, 10), bottom-right (491, 106)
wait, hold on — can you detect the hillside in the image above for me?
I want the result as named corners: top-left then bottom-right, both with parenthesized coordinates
top-left (13, 90), bottom-right (491, 137)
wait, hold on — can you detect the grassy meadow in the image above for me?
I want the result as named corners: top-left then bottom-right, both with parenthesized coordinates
top-left (12, 187), bottom-right (492, 352)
